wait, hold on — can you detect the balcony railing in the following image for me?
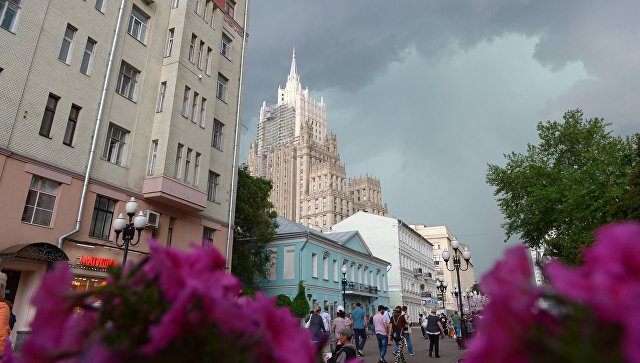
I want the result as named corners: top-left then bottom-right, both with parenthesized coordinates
top-left (346, 282), bottom-right (379, 295)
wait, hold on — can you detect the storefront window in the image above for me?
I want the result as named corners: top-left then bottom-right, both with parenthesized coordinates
top-left (71, 276), bottom-right (107, 293)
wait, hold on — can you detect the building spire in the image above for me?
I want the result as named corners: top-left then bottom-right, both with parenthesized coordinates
top-left (289, 48), bottom-right (297, 76)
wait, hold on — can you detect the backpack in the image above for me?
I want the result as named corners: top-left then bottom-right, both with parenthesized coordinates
top-left (391, 316), bottom-right (402, 341)
top-left (327, 345), bottom-right (356, 363)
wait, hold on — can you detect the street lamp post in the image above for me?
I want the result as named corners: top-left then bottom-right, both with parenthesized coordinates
top-left (113, 197), bottom-right (147, 266)
top-left (341, 266), bottom-right (347, 309)
top-left (442, 240), bottom-right (471, 337)
top-left (436, 278), bottom-right (448, 309)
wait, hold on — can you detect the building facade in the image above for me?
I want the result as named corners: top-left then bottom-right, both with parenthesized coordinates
top-left (410, 225), bottom-right (476, 313)
top-left (248, 51), bottom-right (388, 229)
top-left (259, 217), bottom-right (391, 317)
top-left (332, 212), bottom-right (438, 320)
top-left (0, 0), bottom-right (247, 347)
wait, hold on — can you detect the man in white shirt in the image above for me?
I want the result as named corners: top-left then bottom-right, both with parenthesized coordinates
top-left (320, 305), bottom-right (331, 333)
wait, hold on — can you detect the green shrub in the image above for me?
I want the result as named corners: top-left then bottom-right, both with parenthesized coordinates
top-left (290, 281), bottom-right (310, 319)
top-left (275, 294), bottom-right (292, 308)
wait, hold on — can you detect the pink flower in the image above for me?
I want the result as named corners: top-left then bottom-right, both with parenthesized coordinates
top-left (547, 222), bottom-right (640, 363)
top-left (465, 245), bottom-right (542, 363)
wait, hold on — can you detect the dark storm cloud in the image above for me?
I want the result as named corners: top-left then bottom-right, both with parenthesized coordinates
top-left (240, 0), bottom-right (640, 275)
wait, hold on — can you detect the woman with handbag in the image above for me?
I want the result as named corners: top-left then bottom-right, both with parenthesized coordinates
top-left (425, 309), bottom-right (445, 358)
top-left (389, 307), bottom-right (407, 363)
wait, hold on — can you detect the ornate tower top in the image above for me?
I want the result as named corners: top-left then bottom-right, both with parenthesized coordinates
top-left (289, 48), bottom-right (297, 77)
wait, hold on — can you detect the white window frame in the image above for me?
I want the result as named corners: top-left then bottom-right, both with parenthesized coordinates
top-left (58, 24), bottom-right (77, 64)
top-left (148, 139), bottom-right (158, 175)
top-left (181, 85), bottom-right (190, 117)
top-left (312, 253), bottom-right (318, 278)
top-left (205, 47), bottom-right (212, 75)
top-left (197, 40), bottom-right (205, 69)
top-left (80, 37), bottom-right (96, 75)
top-left (190, 91), bottom-right (199, 123)
top-left (224, 0), bottom-right (234, 18)
top-left (174, 144), bottom-right (184, 179)
top-left (21, 175), bottom-right (59, 227)
top-left (199, 97), bottom-right (207, 128)
top-left (193, 152), bottom-right (201, 186)
top-left (333, 260), bottom-right (338, 282)
top-left (171, 0), bottom-right (179, 8)
top-left (95, 0), bottom-right (105, 12)
top-left (284, 246), bottom-right (295, 280)
top-left (1, 0), bottom-right (22, 33)
top-left (207, 171), bottom-right (219, 202)
top-left (220, 33), bottom-right (231, 59)
top-left (267, 248), bottom-right (277, 281)
top-left (63, 104), bottom-right (81, 146)
top-left (156, 81), bottom-right (167, 112)
top-left (127, 6), bottom-right (149, 43)
top-left (164, 28), bottom-right (174, 57)
top-left (212, 119), bottom-right (223, 149)
top-left (184, 148), bottom-right (192, 183)
top-left (323, 255), bottom-right (328, 280)
top-left (116, 61), bottom-right (140, 101)
top-left (188, 33), bottom-right (196, 63)
top-left (102, 123), bottom-right (128, 165)
top-left (216, 73), bottom-right (227, 101)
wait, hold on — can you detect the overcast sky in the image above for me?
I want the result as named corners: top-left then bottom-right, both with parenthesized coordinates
top-left (238, 1), bottom-right (639, 277)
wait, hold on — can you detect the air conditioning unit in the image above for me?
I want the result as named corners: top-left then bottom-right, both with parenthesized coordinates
top-left (143, 210), bottom-right (160, 228)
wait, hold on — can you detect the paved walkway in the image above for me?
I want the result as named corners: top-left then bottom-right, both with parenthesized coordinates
top-left (357, 333), bottom-right (466, 363)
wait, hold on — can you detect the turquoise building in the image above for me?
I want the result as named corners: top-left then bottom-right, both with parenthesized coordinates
top-left (259, 217), bottom-right (391, 316)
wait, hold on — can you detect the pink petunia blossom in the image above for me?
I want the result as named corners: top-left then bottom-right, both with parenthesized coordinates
top-left (464, 245), bottom-right (542, 363)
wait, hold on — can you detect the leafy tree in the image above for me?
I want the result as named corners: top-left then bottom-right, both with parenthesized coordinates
top-left (290, 281), bottom-right (310, 319)
top-left (275, 294), bottom-right (292, 309)
top-left (609, 135), bottom-right (640, 221)
top-left (231, 165), bottom-right (278, 294)
top-left (486, 109), bottom-right (637, 264)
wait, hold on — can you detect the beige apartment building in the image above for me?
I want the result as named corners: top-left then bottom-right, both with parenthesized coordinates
top-left (248, 51), bottom-right (388, 229)
top-left (0, 0), bottom-right (247, 347)
top-left (411, 225), bottom-right (476, 313)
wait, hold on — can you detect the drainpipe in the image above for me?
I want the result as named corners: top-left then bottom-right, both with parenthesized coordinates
top-left (58, 0), bottom-right (128, 248)
top-left (225, 0), bottom-right (250, 270)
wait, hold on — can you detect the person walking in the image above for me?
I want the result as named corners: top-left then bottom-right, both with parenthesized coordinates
top-left (0, 273), bottom-right (11, 359)
top-left (419, 313), bottom-right (427, 338)
top-left (351, 302), bottom-right (367, 357)
top-left (305, 306), bottom-right (326, 343)
top-left (426, 309), bottom-right (445, 358)
top-left (372, 305), bottom-right (389, 363)
top-left (334, 328), bottom-right (357, 363)
top-left (331, 306), bottom-right (352, 354)
top-left (393, 306), bottom-right (413, 356)
top-left (390, 306), bottom-right (407, 363)
top-left (439, 313), bottom-right (448, 339)
top-left (451, 311), bottom-right (461, 338)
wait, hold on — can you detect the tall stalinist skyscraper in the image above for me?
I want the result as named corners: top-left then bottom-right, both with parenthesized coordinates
top-left (248, 50), bottom-right (387, 228)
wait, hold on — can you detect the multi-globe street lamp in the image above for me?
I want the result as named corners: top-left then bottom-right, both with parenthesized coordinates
top-left (442, 240), bottom-right (471, 337)
top-left (436, 278), bottom-right (448, 309)
top-left (113, 197), bottom-right (147, 265)
top-left (341, 266), bottom-right (348, 309)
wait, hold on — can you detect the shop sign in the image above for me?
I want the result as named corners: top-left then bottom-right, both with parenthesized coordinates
top-left (79, 256), bottom-right (119, 269)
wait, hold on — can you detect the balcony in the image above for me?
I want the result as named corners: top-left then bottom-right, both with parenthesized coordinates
top-left (420, 292), bottom-right (432, 298)
top-left (346, 282), bottom-right (379, 296)
top-left (142, 176), bottom-right (207, 212)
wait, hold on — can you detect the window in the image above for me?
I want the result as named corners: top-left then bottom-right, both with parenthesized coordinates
top-left (194, 0), bottom-right (200, 14)
top-left (171, 0), bottom-right (179, 8)
top-left (21, 175), bottom-right (59, 227)
top-left (147, 139), bottom-right (158, 175)
top-left (39, 93), bottom-right (60, 138)
top-left (207, 171), bottom-right (219, 202)
top-left (224, 0), bottom-right (234, 18)
top-left (194, 152), bottom-right (201, 186)
top-left (1, 0), bottom-right (21, 32)
top-left (95, 0), bottom-right (105, 12)
top-left (174, 144), bottom-right (183, 178)
top-left (89, 195), bottom-right (116, 239)
top-left (63, 104), bottom-right (81, 146)
top-left (216, 73), bottom-right (227, 101)
top-left (197, 40), bottom-right (204, 69)
top-left (156, 81), bottom-right (167, 112)
top-left (127, 6), bottom-right (148, 43)
top-left (190, 91), bottom-right (199, 123)
top-left (333, 260), bottom-right (338, 282)
top-left (181, 86), bottom-right (190, 117)
top-left (116, 61), bottom-right (139, 101)
top-left (220, 33), bottom-right (231, 59)
top-left (164, 28), bottom-right (174, 57)
top-left (267, 249), bottom-right (277, 280)
top-left (58, 24), bottom-right (77, 63)
top-left (212, 119), bottom-right (223, 149)
top-left (203, 228), bottom-right (214, 249)
top-left (188, 33), bottom-right (196, 63)
top-left (284, 246), bottom-right (295, 280)
top-left (199, 98), bottom-right (207, 127)
top-left (184, 148), bottom-right (192, 183)
top-left (205, 47), bottom-right (212, 75)
top-left (323, 255), bottom-right (328, 280)
top-left (80, 37), bottom-right (96, 75)
top-left (102, 123), bottom-right (128, 165)
top-left (311, 253), bottom-right (318, 278)
top-left (203, 0), bottom-right (211, 22)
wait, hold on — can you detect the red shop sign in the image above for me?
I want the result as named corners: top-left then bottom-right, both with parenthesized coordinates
top-left (79, 256), bottom-right (119, 269)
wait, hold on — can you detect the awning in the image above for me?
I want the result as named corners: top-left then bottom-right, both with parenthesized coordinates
top-left (0, 242), bottom-right (69, 262)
